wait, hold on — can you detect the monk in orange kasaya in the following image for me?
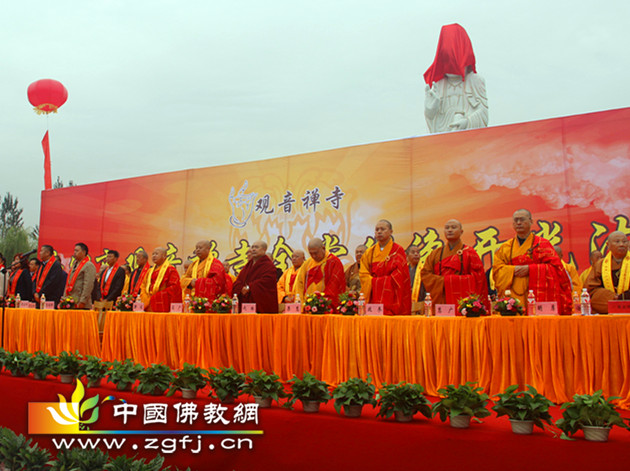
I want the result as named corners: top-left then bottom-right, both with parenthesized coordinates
top-left (141, 247), bottom-right (182, 312)
top-left (294, 240), bottom-right (345, 311)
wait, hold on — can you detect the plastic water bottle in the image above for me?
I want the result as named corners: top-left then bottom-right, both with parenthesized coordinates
top-left (184, 294), bottom-right (191, 313)
top-left (40, 294), bottom-right (46, 310)
top-left (580, 288), bottom-right (591, 316)
top-left (504, 289), bottom-right (511, 298)
top-left (572, 291), bottom-right (580, 314)
top-left (295, 293), bottom-right (302, 311)
top-left (358, 292), bottom-right (366, 316)
top-left (231, 293), bottom-right (239, 314)
top-left (15, 293), bottom-right (21, 308)
top-left (527, 290), bottom-right (536, 316)
top-left (424, 293), bottom-right (432, 316)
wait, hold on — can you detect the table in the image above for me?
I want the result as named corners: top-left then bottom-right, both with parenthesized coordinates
top-left (2, 307), bottom-right (101, 356)
top-left (101, 312), bottom-right (630, 408)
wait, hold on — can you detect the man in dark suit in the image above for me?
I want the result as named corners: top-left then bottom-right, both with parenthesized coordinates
top-left (97, 250), bottom-right (126, 302)
top-left (33, 245), bottom-right (65, 306)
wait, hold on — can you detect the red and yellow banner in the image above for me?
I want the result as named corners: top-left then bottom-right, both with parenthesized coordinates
top-left (39, 108), bottom-right (630, 274)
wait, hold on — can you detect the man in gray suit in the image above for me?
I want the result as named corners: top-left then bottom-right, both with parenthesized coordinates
top-left (66, 242), bottom-right (96, 309)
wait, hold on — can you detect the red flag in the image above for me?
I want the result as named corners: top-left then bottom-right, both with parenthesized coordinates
top-left (41, 131), bottom-right (52, 190)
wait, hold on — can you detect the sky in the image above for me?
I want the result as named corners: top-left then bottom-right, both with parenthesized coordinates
top-left (2, 0), bottom-right (629, 228)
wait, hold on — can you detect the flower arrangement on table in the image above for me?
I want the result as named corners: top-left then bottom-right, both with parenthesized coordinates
top-left (457, 294), bottom-right (487, 318)
top-left (2, 295), bottom-right (16, 308)
top-left (190, 296), bottom-right (211, 313)
top-left (303, 292), bottom-right (332, 315)
top-left (211, 294), bottom-right (233, 313)
top-left (337, 290), bottom-right (359, 316)
top-left (115, 294), bottom-right (134, 311)
top-left (58, 296), bottom-right (76, 310)
top-left (494, 297), bottom-right (525, 316)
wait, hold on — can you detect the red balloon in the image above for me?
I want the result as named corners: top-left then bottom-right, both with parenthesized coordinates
top-left (27, 79), bottom-right (68, 114)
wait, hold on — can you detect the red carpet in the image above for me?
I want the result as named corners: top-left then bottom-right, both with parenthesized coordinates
top-left (1, 372), bottom-right (629, 471)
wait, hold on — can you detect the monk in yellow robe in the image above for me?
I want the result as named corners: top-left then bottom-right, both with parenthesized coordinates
top-left (223, 260), bottom-right (236, 284)
top-left (579, 250), bottom-right (603, 288)
top-left (407, 245), bottom-right (424, 304)
top-left (141, 247), bottom-right (182, 312)
top-left (277, 250), bottom-right (305, 303)
top-left (585, 231), bottom-right (630, 313)
top-left (422, 219), bottom-right (489, 311)
top-left (359, 220), bottom-right (411, 316)
top-left (180, 240), bottom-right (230, 302)
top-left (344, 245), bottom-right (366, 292)
top-left (554, 245), bottom-right (582, 294)
top-left (492, 209), bottom-right (572, 315)
top-left (295, 239), bottom-right (345, 311)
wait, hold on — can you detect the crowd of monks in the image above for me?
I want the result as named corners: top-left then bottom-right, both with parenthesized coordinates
top-left (2, 209), bottom-right (629, 315)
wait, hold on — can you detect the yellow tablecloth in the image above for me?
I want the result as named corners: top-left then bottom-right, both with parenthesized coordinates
top-left (2, 308), bottom-right (101, 356)
top-left (101, 312), bottom-right (630, 408)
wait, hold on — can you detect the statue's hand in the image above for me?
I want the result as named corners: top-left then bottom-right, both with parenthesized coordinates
top-left (449, 117), bottom-right (468, 130)
top-left (425, 83), bottom-right (440, 100)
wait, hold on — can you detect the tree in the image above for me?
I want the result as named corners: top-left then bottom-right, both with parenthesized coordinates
top-left (0, 227), bottom-right (35, 263)
top-left (0, 192), bottom-right (23, 238)
top-left (53, 177), bottom-right (76, 189)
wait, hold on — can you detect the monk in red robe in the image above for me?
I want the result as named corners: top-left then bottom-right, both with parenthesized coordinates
top-left (294, 239), bottom-right (346, 311)
top-left (492, 209), bottom-right (572, 315)
top-left (421, 219), bottom-right (489, 313)
top-left (141, 247), bottom-right (182, 312)
top-left (586, 231), bottom-right (630, 313)
top-left (180, 240), bottom-right (230, 302)
top-left (277, 250), bottom-right (305, 303)
top-left (359, 220), bottom-right (411, 316)
top-left (233, 240), bottom-right (278, 313)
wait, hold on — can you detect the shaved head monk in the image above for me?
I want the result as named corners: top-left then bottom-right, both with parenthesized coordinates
top-left (294, 239), bottom-right (346, 311)
top-left (345, 244), bottom-right (366, 292)
top-left (141, 247), bottom-right (182, 312)
top-left (277, 250), bottom-right (305, 303)
top-left (421, 219), bottom-right (489, 312)
top-left (579, 250), bottom-right (603, 288)
top-left (233, 240), bottom-right (278, 313)
top-left (181, 239), bottom-right (230, 303)
top-left (492, 209), bottom-right (572, 315)
top-left (359, 219), bottom-right (411, 315)
top-left (585, 231), bottom-right (630, 313)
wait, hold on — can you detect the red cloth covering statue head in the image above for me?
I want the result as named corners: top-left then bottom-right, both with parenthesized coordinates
top-left (423, 23), bottom-right (477, 85)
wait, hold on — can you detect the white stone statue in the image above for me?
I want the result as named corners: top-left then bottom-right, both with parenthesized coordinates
top-left (423, 24), bottom-right (488, 134)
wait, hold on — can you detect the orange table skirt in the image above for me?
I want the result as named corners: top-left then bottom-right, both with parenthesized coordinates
top-left (101, 312), bottom-right (630, 408)
top-left (2, 308), bottom-right (101, 357)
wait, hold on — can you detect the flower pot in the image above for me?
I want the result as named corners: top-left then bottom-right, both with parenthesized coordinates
top-left (343, 404), bottom-right (363, 418)
top-left (394, 411), bottom-right (413, 422)
top-left (59, 374), bottom-right (75, 384)
top-left (509, 419), bottom-right (534, 435)
top-left (254, 396), bottom-right (272, 408)
top-left (87, 378), bottom-right (102, 388)
top-left (450, 414), bottom-right (471, 429)
top-left (151, 387), bottom-right (167, 396)
top-left (221, 394), bottom-right (235, 404)
top-left (33, 372), bottom-right (46, 380)
top-left (181, 388), bottom-right (197, 399)
top-left (11, 371), bottom-right (25, 377)
top-left (117, 382), bottom-right (133, 392)
top-left (301, 400), bottom-right (321, 413)
top-left (583, 426), bottom-right (611, 442)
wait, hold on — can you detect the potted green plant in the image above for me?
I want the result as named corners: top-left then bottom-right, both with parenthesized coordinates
top-left (79, 356), bottom-right (111, 388)
top-left (51, 447), bottom-right (109, 471)
top-left (104, 454), bottom-right (165, 470)
top-left (492, 384), bottom-right (554, 434)
top-left (284, 372), bottom-right (331, 413)
top-left (243, 370), bottom-right (287, 408)
top-left (106, 359), bottom-right (145, 391)
top-left (0, 427), bottom-right (51, 471)
top-left (432, 382), bottom-right (491, 428)
top-left (207, 366), bottom-right (246, 403)
top-left (136, 363), bottom-right (174, 396)
top-left (168, 363), bottom-right (209, 399)
top-left (556, 390), bottom-right (628, 441)
top-left (0, 348), bottom-right (8, 373)
top-left (31, 351), bottom-right (57, 380)
top-left (56, 350), bottom-right (83, 384)
top-left (2, 351), bottom-right (33, 377)
top-left (376, 382), bottom-right (433, 422)
top-left (331, 375), bottom-right (376, 418)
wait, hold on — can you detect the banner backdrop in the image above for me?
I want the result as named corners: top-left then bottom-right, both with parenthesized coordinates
top-left (40, 108), bottom-right (630, 276)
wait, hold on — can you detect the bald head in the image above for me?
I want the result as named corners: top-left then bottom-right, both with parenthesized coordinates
top-left (291, 250), bottom-right (305, 269)
top-left (607, 231), bottom-right (629, 259)
top-left (250, 240), bottom-right (267, 262)
top-left (589, 250), bottom-right (603, 266)
top-left (152, 247), bottom-right (167, 265)
top-left (194, 240), bottom-right (212, 260)
top-left (308, 238), bottom-right (326, 262)
top-left (553, 245), bottom-right (563, 260)
top-left (512, 209), bottom-right (533, 238)
top-left (354, 244), bottom-right (367, 263)
top-left (444, 219), bottom-right (463, 243)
